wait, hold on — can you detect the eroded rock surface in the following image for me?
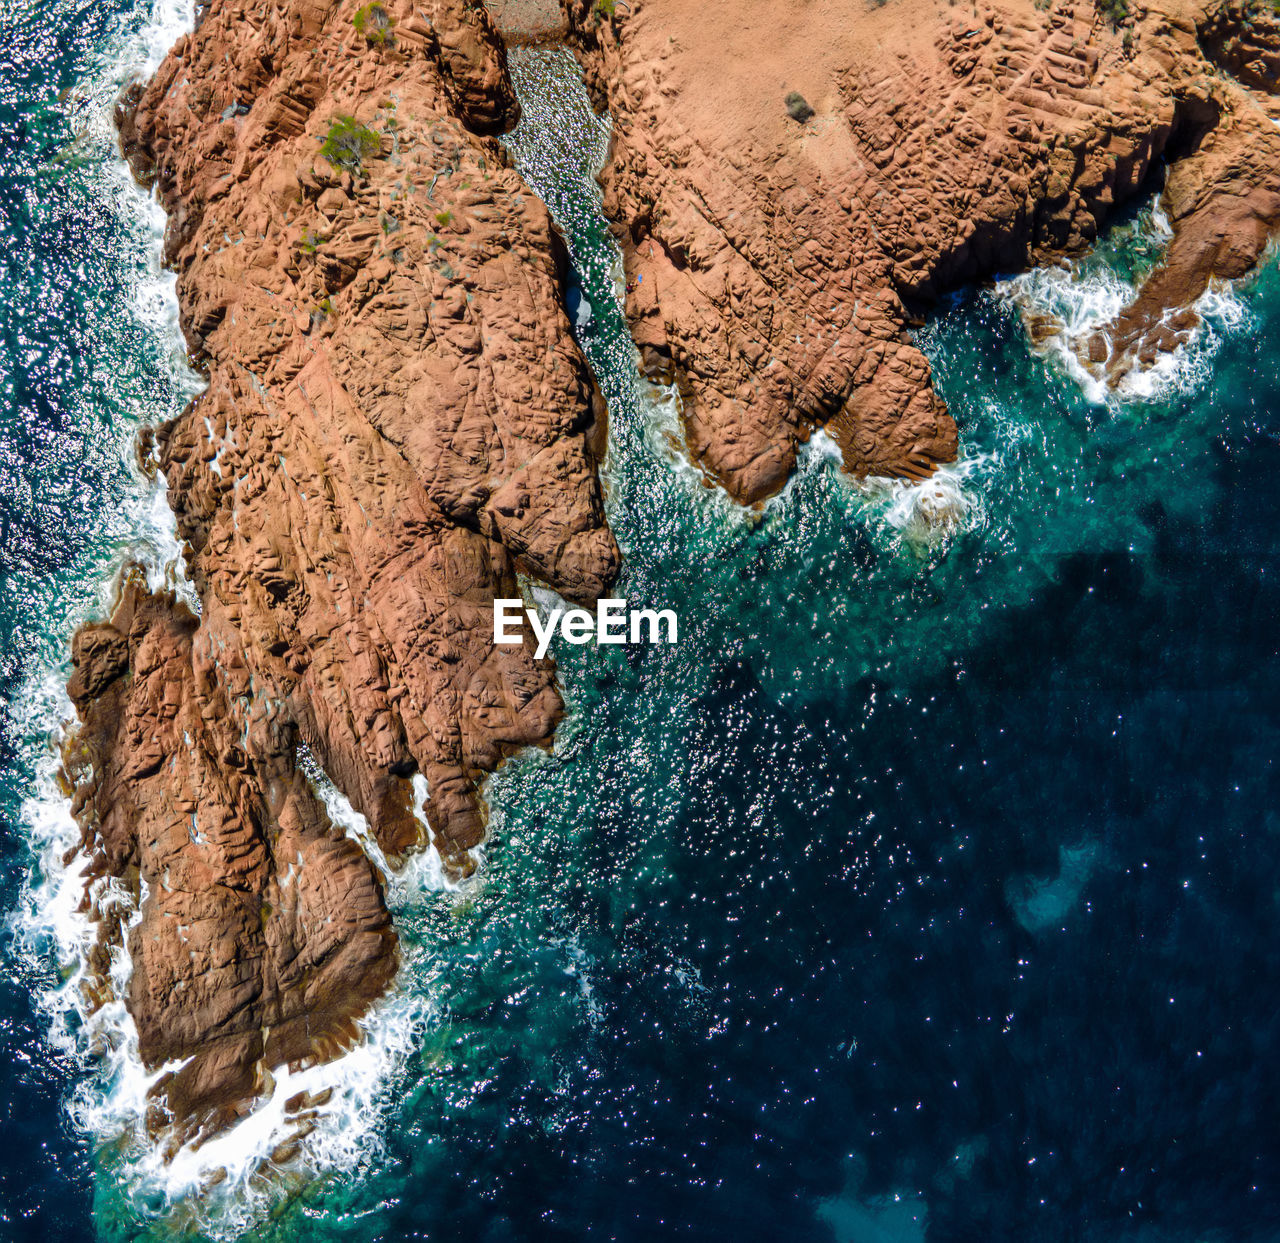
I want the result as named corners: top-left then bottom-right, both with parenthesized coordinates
top-left (65, 0), bottom-right (616, 1142)
top-left (567, 0), bottom-right (1280, 502)
top-left (486, 0), bottom-right (569, 46)
top-left (66, 575), bottom-right (397, 1146)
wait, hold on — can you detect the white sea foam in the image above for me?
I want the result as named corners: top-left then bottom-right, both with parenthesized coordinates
top-left (795, 426), bottom-right (846, 469)
top-left (112, 982), bottom-right (431, 1230)
top-left (635, 376), bottom-right (773, 532)
top-left (996, 202), bottom-right (1255, 405)
top-left (16, 0), bottom-right (205, 1141)
top-left (304, 758), bottom-right (467, 904)
top-left (638, 379), bottom-right (707, 487)
top-left (857, 454), bottom-right (992, 553)
top-left (998, 260), bottom-right (1132, 403)
top-left (638, 372), bottom-right (991, 558)
top-left (11, 0), bottom-right (448, 1229)
top-left (17, 703), bottom-right (446, 1237)
top-left (780, 424), bottom-right (991, 554)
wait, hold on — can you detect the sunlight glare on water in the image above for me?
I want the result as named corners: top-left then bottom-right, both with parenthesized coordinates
top-left (1, 26), bottom-right (1279, 1243)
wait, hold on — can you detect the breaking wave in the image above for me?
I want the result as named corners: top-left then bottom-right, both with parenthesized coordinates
top-left (860, 455), bottom-right (992, 553)
top-left (996, 195), bottom-right (1255, 404)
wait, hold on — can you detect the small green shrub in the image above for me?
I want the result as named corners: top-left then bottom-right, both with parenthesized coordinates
top-left (1097, 0), bottom-right (1129, 26)
top-left (785, 91), bottom-right (814, 122)
top-left (299, 228), bottom-right (321, 254)
top-left (320, 115), bottom-right (381, 174)
top-left (434, 209), bottom-right (453, 227)
top-left (594, 0), bottom-right (616, 15)
top-left (353, 1), bottom-right (394, 44)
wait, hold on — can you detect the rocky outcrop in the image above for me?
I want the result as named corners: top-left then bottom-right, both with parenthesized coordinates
top-left (65, 574), bottom-right (396, 1147)
top-left (116, 0), bottom-right (620, 866)
top-left (65, 0), bottom-right (616, 1143)
top-left (1087, 0), bottom-right (1280, 370)
top-left (566, 0), bottom-right (1280, 502)
top-left (486, 0), bottom-right (569, 46)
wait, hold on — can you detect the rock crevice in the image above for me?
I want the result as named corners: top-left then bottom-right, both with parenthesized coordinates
top-left (66, 0), bottom-right (616, 1143)
top-left (565, 0), bottom-right (1280, 501)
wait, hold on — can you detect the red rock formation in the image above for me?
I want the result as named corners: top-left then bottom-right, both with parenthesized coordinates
top-left (114, 0), bottom-right (619, 865)
top-left (566, 0), bottom-right (1280, 502)
top-left (487, 0), bottom-right (569, 46)
top-left (66, 574), bottom-right (396, 1146)
top-left (64, 0), bottom-right (616, 1143)
top-left (1088, 1), bottom-right (1280, 372)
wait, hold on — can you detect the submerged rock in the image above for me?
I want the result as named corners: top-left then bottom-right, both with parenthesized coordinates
top-left (567, 281), bottom-right (594, 334)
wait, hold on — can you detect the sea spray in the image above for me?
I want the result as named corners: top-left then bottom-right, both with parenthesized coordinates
top-left (71, 733), bottom-right (471, 1232)
top-left (14, 0), bottom-right (206, 1112)
top-left (864, 455), bottom-right (992, 554)
top-left (20, 712), bottom-right (447, 1239)
top-left (8, 0), bottom-right (446, 1229)
top-left (996, 189), bottom-right (1256, 404)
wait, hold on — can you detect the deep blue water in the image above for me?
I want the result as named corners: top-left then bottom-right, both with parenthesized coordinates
top-left (0, 0), bottom-right (192, 1237)
top-left (2, 13), bottom-right (1280, 1243)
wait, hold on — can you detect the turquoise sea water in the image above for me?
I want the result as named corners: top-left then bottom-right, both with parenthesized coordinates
top-left (3, 11), bottom-right (1280, 1243)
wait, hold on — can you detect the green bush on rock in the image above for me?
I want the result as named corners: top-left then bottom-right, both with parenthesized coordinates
top-left (1097, 0), bottom-right (1130, 26)
top-left (353, 1), bottom-right (394, 44)
top-left (320, 115), bottom-right (381, 174)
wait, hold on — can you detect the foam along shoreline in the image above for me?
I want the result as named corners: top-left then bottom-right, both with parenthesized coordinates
top-left (567, 0), bottom-right (1280, 504)
top-left (997, 191), bottom-right (1259, 405)
top-left (866, 457), bottom-right (992, 552)
top-left (37, 0), bottom-right (621, 1218)
top-left (13, 0), bottom-right (204, 1195)
top-left (80, 756), bottom-right (446, 1230)
top-left (505, 45), bottom-right (982, 554)
top-left (15, 0), bottom-right (412, 1222)
top-left (24, 666), bottom-right (441, 1236)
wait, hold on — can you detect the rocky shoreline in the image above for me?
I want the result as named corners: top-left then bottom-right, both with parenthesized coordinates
top-left (60, 0), bottom-right (1280, 1154)
top-left (65, 0), bottom-right (615, 1147)
top-left (567, 0), bottom-right (1280, 502)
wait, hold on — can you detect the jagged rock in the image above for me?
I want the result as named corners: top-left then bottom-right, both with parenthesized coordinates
top-left (65, 0), bottom-right (617, 1144)
top-left (64, 574), bottom-right (398, 1147)
top-left (566, 0), bottom-right (1280, 501)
